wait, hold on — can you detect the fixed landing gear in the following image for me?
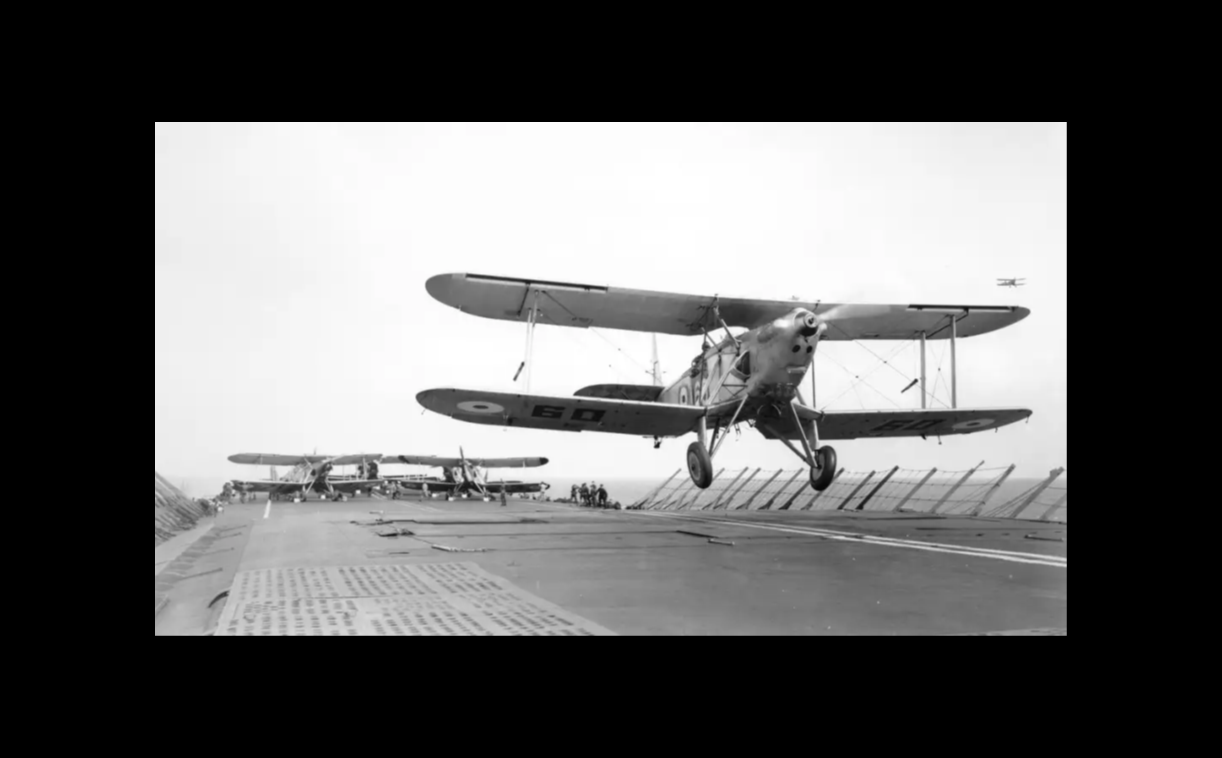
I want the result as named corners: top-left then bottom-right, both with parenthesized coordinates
top-left (811, 447), bottom-right (837, 492)
top-left (685, 400), bottom-right (747, 490)
top-left (687, 442), bottom-right (714, 489)
top-left (695, 399), bottom-right (840, 492)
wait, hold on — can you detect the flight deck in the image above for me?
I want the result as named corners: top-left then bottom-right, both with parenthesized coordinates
top-left (155, 496), bottom-right (1067, 636)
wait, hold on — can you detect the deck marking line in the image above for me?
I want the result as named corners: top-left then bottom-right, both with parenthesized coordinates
top-left (634, 512), bottom-right (1067, 568)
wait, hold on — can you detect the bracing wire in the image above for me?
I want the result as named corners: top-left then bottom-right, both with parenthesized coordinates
top-left (819, 342), bottom-right (909, 411)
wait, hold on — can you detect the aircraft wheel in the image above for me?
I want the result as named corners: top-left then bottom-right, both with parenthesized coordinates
top-left (810, 447), bottom-right (838, 491)
top-left (687, 442), bottom-right (714, 489)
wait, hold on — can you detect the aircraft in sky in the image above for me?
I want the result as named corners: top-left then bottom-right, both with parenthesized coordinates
top-left (389, 449), bottom-right (550, 501)
top-left (228, 453), bottom-right (388, 502)
top-left (416, 273), bottom-right (1034, 493)
top-left (997, 278), bottom-right (1027, 288)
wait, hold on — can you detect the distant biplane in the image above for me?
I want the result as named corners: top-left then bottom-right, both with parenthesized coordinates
top-left (390, 449), bottom-right (550, 501)
top-left (997, 278), bottom-right (1027, 288)
top-left (416, 274), bottom-right (1034, 493)
top-left (228, 453), bottom-right (388, 502)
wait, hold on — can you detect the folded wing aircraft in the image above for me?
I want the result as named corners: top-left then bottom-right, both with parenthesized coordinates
top-left (228, 453), bottom-right (389, 502)
top-left (417, 273), bottom-right (1033, 493)
top-left (389, 449), bottom-right (550, 500)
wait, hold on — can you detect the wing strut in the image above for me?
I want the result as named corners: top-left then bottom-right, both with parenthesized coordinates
top-left (517, 291), bottom-right (541, 392)
top-left (951, 315), bottom-right (959, 409)
top-left (921, 331), bottom-right (928, 410)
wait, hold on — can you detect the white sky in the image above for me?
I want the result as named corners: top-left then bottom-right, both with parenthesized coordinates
top-left (156, 122), bottom-right (1067, 484)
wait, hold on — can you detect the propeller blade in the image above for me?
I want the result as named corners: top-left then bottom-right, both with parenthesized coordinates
top-left (815, 303), bottom-right (894, 323)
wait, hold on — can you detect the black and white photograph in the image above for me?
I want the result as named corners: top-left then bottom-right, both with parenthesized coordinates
top-left (155, 122), bottom-right (1068, 636)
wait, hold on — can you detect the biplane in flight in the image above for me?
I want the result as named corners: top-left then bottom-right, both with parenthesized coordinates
top-left (228, 453), bottom-right (388, 502)
top-left (997, 278), bottom-right (1027, 288)
top-left (416, 274), bottom-right (1034, 493)
top-left (389, 449), bottom-right (550, 500)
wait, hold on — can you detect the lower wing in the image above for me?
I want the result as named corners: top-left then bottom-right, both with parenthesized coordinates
top-left (395, 455), bottom-right (549, 469)
top-left (234, 481), bottom-right (306, 493)
top-left (416, 388), bottom-right (734, 437)
top-left (396, 480), bottom-right (460, 492)
top-left (781, 406), bottom-right (1033, 440)
top-left (483, 481), bottom-right (550, 494)
top-left (330, 479), bottom-right (385, 494)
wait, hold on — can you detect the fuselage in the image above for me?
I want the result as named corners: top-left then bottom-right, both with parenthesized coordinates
top-left (658, 307), bottom-right (820, 408)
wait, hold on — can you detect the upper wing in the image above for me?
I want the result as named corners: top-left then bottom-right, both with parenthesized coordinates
top-left (394, 455), bottom-right (549, 468)
top-left (228, 454), bottom-right (329, 466)
top-left (328, 454), bottom-right (384, 467)
top-left (427, 273), bottom-right (1030, 340)
top-left (470, 458), bottom-right (549, 468)
top-left (789, 406), bottom-right (1033, 440)
top-left (417, 388), bottom-right (738, 437)
top-left (227, 453), bottom-right (382, 467)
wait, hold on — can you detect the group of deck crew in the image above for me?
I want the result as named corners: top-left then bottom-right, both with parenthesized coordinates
top-left (572, 483), bottom-right (610, 508)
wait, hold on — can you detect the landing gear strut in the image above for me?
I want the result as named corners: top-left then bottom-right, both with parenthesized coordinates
top-left (789, 402), bottom-right (837, 492)
top-left (684, 397), bottom-right (753, 490)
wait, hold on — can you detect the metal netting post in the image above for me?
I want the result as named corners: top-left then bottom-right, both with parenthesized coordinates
top-left (660, 480), bottom-right (698, 511)
top-left (1012, 468), bottom-right (1067, 520)
top-left (717, 467), bottom-right (762, 510)
top-left (856, 466), bottom-right (901, 512)
top-left (837, 471), bottom-right (878, 511)
top-left (709, 468), bottom-right (752, 510)
top-left (679, 469), bottom-right (725, 510)
top-left (801, 468), bottom-right (847, 511)
top-left (740, 469), bottom-right (785, 511)
top-left (668, 480), bottom-right (701, 510)
top-left (1043, 492), bottom-right (1069, 523)
top-left (894, 469), bottom-right (938, 513)
top-left (761, 470), bottom-right (807, 511)
top-left (931, 461), bottom-right (985, 515)
top-left (635, 470), bottom-right (681, 510)
top-left (969, 464), bottom-right (1017, 518)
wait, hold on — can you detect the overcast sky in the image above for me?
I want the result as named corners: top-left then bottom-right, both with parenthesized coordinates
top-left (156, 122), bottom-right (1067, 486)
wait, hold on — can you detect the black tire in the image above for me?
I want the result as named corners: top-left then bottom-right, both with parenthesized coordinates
top-left (811, 447), bottom-right (838, 491)
top-left (687, 442), bottom-right (714, 489)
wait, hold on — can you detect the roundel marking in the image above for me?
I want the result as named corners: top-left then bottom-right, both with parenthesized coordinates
top-left (953, 418), bottom-right (995, 431)
top-left (679, 385), bottom-right (691, 405)
top-left (457, 401), bottom-right (506, 415)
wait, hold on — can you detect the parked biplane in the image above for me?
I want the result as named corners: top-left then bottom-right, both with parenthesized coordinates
top-left (389, 449), bottom-right (550, 501)
top-left (227, 453), bottom-right (388, 502)
top-left (997, 278), bottom-right (1027, 288)
top-left (416, 274), bottom-right (1034, 493)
